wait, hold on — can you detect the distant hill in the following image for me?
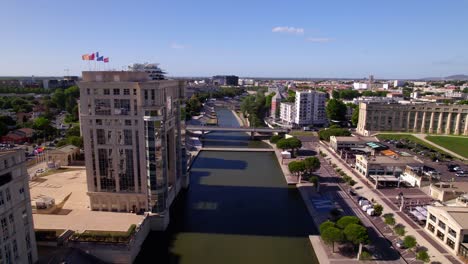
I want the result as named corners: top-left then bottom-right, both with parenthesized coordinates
top-left (420, 74), bottom-right (468, 81)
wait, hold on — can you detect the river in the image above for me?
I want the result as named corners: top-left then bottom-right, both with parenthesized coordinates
top-left (135, 108), bottom-right (318, 264)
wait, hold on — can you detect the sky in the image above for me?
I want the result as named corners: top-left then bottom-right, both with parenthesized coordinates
top-left (0, 0), bottom-right (467, 79)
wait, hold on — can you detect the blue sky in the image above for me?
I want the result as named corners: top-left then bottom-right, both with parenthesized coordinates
top-left (1, 0), bottom-right (467, 78)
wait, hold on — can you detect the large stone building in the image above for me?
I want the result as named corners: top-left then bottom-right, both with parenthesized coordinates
top-left (357, 102), bottom-right (468, 136)
top-left (0, 150), bottom-right (38, 264)
top-left (79, 70), bottom-right (187, 216)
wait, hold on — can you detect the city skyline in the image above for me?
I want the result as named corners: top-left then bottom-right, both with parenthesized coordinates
top-left (1, 0), bottom-right (467, 78)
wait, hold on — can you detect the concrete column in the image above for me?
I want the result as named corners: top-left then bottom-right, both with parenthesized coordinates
top-left (437, 112), bottom-right (444, 134)
top-left (413, 111), bottom-right (419, 132)
top-left (391, 111), bottom-right (396, 130)
top-left (399, 111), bottom-right (404, 130)
top-left (420, 112), bottom-right (427, 133)
top-left (454, 113), bottom-right (462, 135)
top-left (428, 112), bottom-right (435, 134)
top-left (406, 112), bottom-right (411, 132)
top-left (464, 114), bottom-right (468, 136)
top-left (445, 112), bottom-right (453, 135)
top-left (378, 111), bottom-right (382, 131)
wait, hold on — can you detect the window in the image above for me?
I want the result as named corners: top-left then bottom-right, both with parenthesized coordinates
top-left (22, 209), bottom-right (28, 226)
top-left (437, 230), bottom-right (445, 241)
top-left (95, 99), bottom-right (111, 115)
top-left (448, 227), bottom-right (457, 238)
top-left (96, 119), bottom-right (103, 125)
top-left (438, 220), bottom-right (446, 229)
top-left (0, 191), bottom-right (4, 206)
top-left (125, 120), bottom-right (132, 126)
top-left (97, 129), bottom-right (105, 144)
top-left (87, 88), bottom-right (90, 95)
top-left (144, 90), bottom-right (148, 100)
top-left (447, 238), bottom-right (455, 249)
top-left (427, 223), bottom-right (435, 233)
top-left (8, 214), bottom-right (14, 235)
top-left (151, 90), bottom-right (155, 100)
top-left (123, 89), bottom-right (130, 95)
top-left (114, 99), bottom-right (131, 115)
top-left (429, 214), bottom-right (436, 222)
top-left (113, 89), bottom-right (120, 95)
top-left (104, 89), bottom-right (110, 95)
top-left (1, 218), bottom-right (8, 240)
top-left (133, 89), bottom-right (137, 95)
top-left (12, 240), bottom-right (18, 258)
top-left (4, 244), bottom-right (10, 264)
top-left (25, 231), bottom-right (31, 250)
top-left (5, 188), bottom-right (10, 202)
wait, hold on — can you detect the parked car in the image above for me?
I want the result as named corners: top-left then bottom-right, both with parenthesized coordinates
top-left (456, 172), bottom-right (468, 177)
top-left (395, 239), bottom-right (406, 249)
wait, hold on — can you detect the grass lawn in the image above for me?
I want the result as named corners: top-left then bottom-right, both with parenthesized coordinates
top-left (425, 136), bottom-right (468, 159)
top-left (289, 131), bottom-right (318, 137)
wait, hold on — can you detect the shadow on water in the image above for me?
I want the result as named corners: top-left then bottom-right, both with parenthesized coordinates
top-left (135, 109), bottom-right (318, 264)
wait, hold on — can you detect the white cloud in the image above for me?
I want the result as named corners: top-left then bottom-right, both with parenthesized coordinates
top-left (306, 37), bottom-right (334, 43)
top-left (171, 43), bottom-right (188, 49)
top-left (272, 26), bottom-right (304, 35)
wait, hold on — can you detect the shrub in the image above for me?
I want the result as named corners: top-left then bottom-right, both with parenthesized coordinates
top-left (373, 204), bottom-right (383, 216)
top-left (394, 225), bottom-right (406, 236)
top-left (348, 179), bottom-right (357, 186)
top-left (309, 175), bottom-right (319, 185)
top-left (359, 250), bottom-right (372, 261)
top-left (416, 249), bottom-right (430, 263)
top-left (383, 214), bottom-right (396, 226)
top-left (403, 235), bottom-right (417, 249)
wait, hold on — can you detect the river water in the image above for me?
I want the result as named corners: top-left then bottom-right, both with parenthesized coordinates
top-left (135, 108), bottom-right (318, 264)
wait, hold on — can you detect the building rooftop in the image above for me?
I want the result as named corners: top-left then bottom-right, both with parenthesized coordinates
top-left (428, 206), bottom-right (468, 229)
top-left (365, 154), bottom-right (417, 165)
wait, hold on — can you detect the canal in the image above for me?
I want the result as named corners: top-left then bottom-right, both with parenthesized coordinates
top-left (135, 108), bottom-right (318, 264)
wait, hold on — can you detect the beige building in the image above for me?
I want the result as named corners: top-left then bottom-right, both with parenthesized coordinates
top-left (0, 150), bottom-right (38, 264)
top-left (79, 71), bottom-right (187, 216)
top-left (46, 144), bottom-right (80, 166)
top-left (429, 182), bottom-right (468, 202)
top-left (357, 102), bottom-right (468, 136)
top-left (425, 206), bottom-right (468, 259)
top-left (329, 136), bottom-right (378, 151)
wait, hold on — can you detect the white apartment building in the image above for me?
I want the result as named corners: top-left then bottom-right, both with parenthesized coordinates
top-left (0, 150), bottom-right (38, 264)
top-left (279, 102), bottom-right (294, 125)
top-left (294, 90), bottom-right (327, 126)
top-left (79, 70), bottom-right (187, 216)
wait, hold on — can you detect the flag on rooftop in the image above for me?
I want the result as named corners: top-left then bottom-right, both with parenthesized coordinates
top-left (97, 56), bottom-right (104, 61)
top-left (103, 57), bottom-right (109, 63)
top-left (88, 53), bottom-right (95, 60)
top-left (81, 54), bottom-right (89, 60)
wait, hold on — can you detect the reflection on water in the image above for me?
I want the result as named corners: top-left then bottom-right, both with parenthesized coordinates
top-left (135, 109), bottom-right (318, 264)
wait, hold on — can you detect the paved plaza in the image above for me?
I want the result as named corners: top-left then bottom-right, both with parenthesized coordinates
top-left (29, 169), bottom-right (144, 232)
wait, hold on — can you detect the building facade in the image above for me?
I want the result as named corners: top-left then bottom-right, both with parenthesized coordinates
top-left (294, 90), bottom-right (327, 126)
top-left (357, 102), bottom-right (468, 136)
top-left (0, 150), bottom-right (38, 264)
top-left (425, 206), bottom-right (468, 258)
top-left (212, 75), bottom-right (239, 86)
top-left (79, 71), bottom-right (186, 215)
top-left (279, 102), bottom-right (294, 125)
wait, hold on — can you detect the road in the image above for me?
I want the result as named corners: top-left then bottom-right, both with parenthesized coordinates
top-left (303, 139), bottom-right (406, 264)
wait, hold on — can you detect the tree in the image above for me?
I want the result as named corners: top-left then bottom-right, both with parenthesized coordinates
top-left (337, 216), bottom-right (361, 229)
top-left (394, 225), bottom-right (406, 236)
top-left (269, 135), bottom-right (283, 144)
top-left (332, 90), bottom-right (340, 99)
top-left (186, 95), bottom-right (202, 115)
top-left (403, 235), bottom-right (417, 249)
top-left (52, 89), bottom-right (67, 110)
top-left (416, 249), bottom-right (430, 263)
top-left (66, 126), bottom-right (81, 137)
top-left (304, 157), bottom-right (321, 174)
top-left (344, 223), bottom-right (369, 259)
top-left (287, 137), bottom-right (302, 154)
top-left (326, 99), bottom-right (347, 121)
top-left (319, 221), bottom-right (335, 234)
top-left (67, 136), bottom-right (83, 148)
top-left (373, 204), bottom-right (383, 216)
top-left (33, 117), bottom-right (51, 130)
top-left (288, 161), bottom-right (305, 179)
top-left (318, 128), bottom-right (351, 141)
top-left (321, 226), bottom-right (344, 252)
top-left (276, 138), bottom-right (291, 150)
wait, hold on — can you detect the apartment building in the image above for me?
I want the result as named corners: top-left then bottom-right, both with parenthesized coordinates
top-left (425, 206), bottom-right (468, 258)
top-left (79, 70), bottom-right (186, 215)
top-left (0, 150), bottom-right (38, 264)
top-left (357, 102), bottom-right (468, 136)
top-left (294, 90), bottom-right (327, 126)
top-left (279, 102), bottom-right (294, 125)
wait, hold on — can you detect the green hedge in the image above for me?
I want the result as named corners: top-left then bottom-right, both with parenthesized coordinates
top-left (71, 224), bottom-right (137, 243)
